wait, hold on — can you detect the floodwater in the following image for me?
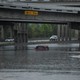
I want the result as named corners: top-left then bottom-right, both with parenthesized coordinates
top-left (0, 43), bottom-right (80, 80)
top-left (0, 43), bottom-right (79, 70)
top-left (0, 71), bottom-right (80, 80)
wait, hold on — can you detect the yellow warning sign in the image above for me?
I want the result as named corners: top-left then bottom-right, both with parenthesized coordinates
top-left (24, 10), bottom-right (38, 16)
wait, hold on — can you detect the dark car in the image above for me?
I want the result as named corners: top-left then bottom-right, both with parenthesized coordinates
top-left (35, 45), bottom-right (49, 51)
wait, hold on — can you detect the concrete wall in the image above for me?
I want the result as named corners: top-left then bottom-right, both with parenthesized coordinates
top-left (0, 9), bottom-right (80, 23)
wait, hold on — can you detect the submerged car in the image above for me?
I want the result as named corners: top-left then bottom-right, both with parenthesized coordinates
top-left (49, 35), bottom-right (58, 41)
top-left (35, 45), bottom-right (49, 51)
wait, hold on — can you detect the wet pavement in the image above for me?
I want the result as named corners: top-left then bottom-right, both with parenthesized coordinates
top-left (0, 43), bottom-right (80, 80)
top-left (0, 70), bottom-right (80, 80)
top-left (0, 43), bottom-right (79, 70)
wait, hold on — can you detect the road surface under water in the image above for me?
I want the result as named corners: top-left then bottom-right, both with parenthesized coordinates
top-left (0, 43), bottom-right (79, 69)
top-left (0, 71), bottom-right (80, 80)
top-left (0, 43), bottom-right (80, 80)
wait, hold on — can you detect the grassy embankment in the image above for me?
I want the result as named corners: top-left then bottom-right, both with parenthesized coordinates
top-left (0, 42), bottom-right (14, 46)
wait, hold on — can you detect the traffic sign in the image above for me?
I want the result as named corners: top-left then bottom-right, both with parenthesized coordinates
top-left (24, 10), bottom-right (38, 16)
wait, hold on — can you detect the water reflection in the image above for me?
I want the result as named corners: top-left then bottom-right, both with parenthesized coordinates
top-left (0, 43), bottom-right (80, 71)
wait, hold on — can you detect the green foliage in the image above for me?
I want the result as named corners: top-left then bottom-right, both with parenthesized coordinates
top-left (27, 23), bottom-right (57, 38)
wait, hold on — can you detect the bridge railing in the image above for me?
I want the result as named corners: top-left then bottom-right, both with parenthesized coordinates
top-left (0, 0), bottom-right (80, 3)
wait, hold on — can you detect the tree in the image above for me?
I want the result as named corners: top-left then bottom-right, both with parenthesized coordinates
top-left (27, 23), bottom-right (57, 39)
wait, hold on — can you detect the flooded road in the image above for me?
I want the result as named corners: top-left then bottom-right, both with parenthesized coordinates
top-left (0, 71), bottom-right (80, 80)
top-left (0, 43), bottom-right (80, 80)
top-left (0, 43), bottom-right (79, 70)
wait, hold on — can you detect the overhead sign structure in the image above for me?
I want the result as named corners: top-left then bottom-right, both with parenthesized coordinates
top-left (24, 10), bottom-right (38, 16)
